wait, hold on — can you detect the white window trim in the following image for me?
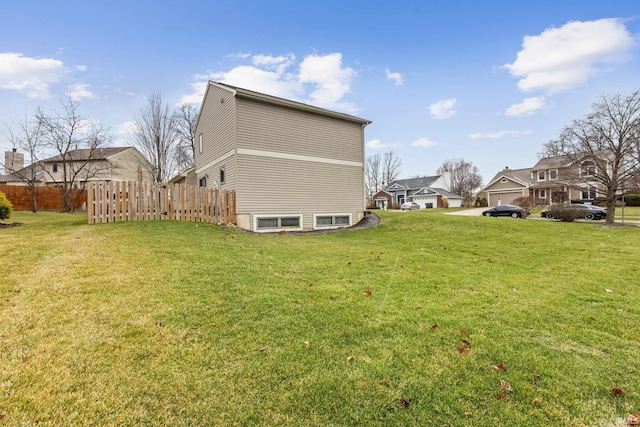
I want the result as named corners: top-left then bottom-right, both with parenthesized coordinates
top-left (313, 213), bottom-right (352, 230)
top-left (253, 214), bottom-right (303, 233)
top-left (537, 171), bottom-right (545, 181)
top-left (198, 133), bottom-right (203, 154)
top-left (549, 169), bottom-right (558, 180)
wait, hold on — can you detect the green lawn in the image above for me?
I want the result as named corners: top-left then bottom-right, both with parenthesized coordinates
top-left (1, 210), bottom-right (639, 426)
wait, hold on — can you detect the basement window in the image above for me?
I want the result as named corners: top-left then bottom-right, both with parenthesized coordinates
top-left (314, 214), bottom-right (351, 229)
top-left (255, 215), bottom-right (303, 232)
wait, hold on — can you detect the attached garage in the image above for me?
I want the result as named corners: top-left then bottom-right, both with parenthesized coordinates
top-left (488, 191), bottom-right (524, 206)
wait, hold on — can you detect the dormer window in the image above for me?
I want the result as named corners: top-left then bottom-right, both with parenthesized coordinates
top-left (538, 171), bottom-right (545, 180)
top-left (581, 161), bottom-right (596, 177)
top-left (549, 170), bottom-right (557, 180)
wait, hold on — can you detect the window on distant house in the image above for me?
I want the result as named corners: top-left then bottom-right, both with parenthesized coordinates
top-left (581, 161), bottom-right (596, 176)
top-left (500, 178), bottom-right (508, 183)
top-left (220, 166), bottom-right (225, 184)
top-left (53, 163), bottom-right (58, 173)
top-left (198, 133), bottom-right (203, 154)
top-left (539, 189), bottom-right (546, 198)
top-left (199, 177), bottom-right (207, 187)
top-left (538, 171), bottom-right (545, 180)
top-left (549, 170), bottom-right (557, 180)
top-left (581, 187), bottom-right (596, 199)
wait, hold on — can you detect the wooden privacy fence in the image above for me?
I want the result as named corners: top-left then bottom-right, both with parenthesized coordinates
top-left (0, 183), bottom-right (86, 211)
top-left (87, 181), bottom-right (236, 225)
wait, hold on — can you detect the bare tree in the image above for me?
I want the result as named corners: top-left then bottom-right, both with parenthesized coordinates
top-left (173, 102), bottom-right (199, 171)
top-left (3, 112), bottom-right (45, 212)
top-left (542, 90), bottom-right (640, 224)
top-left (365, 153), bottom-right (382, 195)
top-left (437, 158), bottom-right (483, 206)
top-left (382, 151), bottom-right (402, 187)
top-left (37, 97), bottom-right (112, 212)
top-left (134, 94), bottom-right (178, 183)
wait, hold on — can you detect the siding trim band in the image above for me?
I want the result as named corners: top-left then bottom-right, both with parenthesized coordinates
top-left (237, 148), bottom-right (363, 168)
top-left (195, 149), bottom-right (235, 174)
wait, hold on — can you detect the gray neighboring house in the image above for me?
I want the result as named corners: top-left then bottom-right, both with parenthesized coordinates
top-left (384, 174), bottom-right (463, 208)
top-left (193, 81), bottom-right (372, 232)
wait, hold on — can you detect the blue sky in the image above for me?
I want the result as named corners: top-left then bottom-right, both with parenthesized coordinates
top-left (1, 0), bottom-right (638, 183)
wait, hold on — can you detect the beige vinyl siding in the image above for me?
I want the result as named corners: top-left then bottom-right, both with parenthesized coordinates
top-left (199, 154), bottom-right (237, 190)
top-left (236, 154), bottom-right (364, 230)
top-left (195, 85), bottom-right (237, 177)
top-left (108, 149), bottom-right (154, 182)
top-left (235, 98), bottom-right (364, 163)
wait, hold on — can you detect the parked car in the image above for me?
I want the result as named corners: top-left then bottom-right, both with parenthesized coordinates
top-left (482, 205), bottom-right (527, 218)
top-left (401, 202), bottom-right (420, 210)
top-left (541, 204), bottom-right (607, 220)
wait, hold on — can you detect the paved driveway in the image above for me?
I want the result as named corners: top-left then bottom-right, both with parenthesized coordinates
top-left (445, 208), bottom-right (487, 216)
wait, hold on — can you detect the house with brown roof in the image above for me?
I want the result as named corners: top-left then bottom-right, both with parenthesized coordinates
top-left (1, 146), bottom-right (153, 187)
top-left (479, 154), bottom-right (611, 206)
top-left (477, 167), bottom-right (532, 206)
top-left (193, 81), bottom-right (371, 232)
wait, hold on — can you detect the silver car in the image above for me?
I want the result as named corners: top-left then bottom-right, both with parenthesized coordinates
top-left (401, 202), bottom-right (420, 210)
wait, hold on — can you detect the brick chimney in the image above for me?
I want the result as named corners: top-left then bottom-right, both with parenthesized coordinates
top-left (4, 149), bottom-right (24, 174)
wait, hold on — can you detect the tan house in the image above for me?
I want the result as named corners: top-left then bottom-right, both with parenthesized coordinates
top-left (0, 147), bottom-right (153, 187)
top-left (479, 154), bottom-right (609, 206)
top-left (529, 155), bottom-right (604, 203)
top-left (193, 81), bottom-right (371, 232)
top-left (478, 167), bottom-right (532, 206)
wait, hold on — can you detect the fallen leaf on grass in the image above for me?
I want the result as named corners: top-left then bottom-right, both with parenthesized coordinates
top-left (304, 341), bottom-right (310, 349)
top-left (0, 414), bottom-right (5, 420)
top-left (532, 397), bottom-right (542, 405)
top-left (610, 387), bottom-right (624, 395)
top-left (492, 363), bottom-right (506, 372)
top-left (500, 380), bottom-right (513, 392)
top-left (459, 329), bottom-right (468, 337)
top-left (589, 316), bottom-right (596, 321)
top-left (464, 411), bottom-right (472, 416)
top-left (457, 348), bottom-right (470, 354)
top-left (628, 414), bottom-right (640, 426)
top-left (347, 356), bottom-right (355, 362)
top-left (431, 324), bottom-right (438, 330)
top-left (460, 339), bottom-right (471, 347)
top-left (364, 289), bottom-right (372, 296)
top-left (605, 289), bottom-right (613, 293)
top-left (211, 323), bottom-right (219, 327)
top-left (182, 335), bottom-right (188, 341)
top-left (399, 398), bottom-right (410, 408)
top-left (259, 347), bottom-right (268, 353)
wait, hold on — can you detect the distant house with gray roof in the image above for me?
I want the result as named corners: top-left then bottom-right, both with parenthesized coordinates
top-left (383, 173), bottom-right (463, 208)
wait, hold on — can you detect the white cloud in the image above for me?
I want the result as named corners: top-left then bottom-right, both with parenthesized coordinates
top-left (116, 120), bottom-right (137, 135)
top-left (76, 65), bottom-right (87, 72)
top-left (0, 52), bottom-right (69, 98)
top-left (227, 52), bottom-right (251, 60)
top-left (428, 98), bottom-right (457, 119)
top-left (411, 137), bottom-right (439, 148)
top-left (468, 130), bottom-right (532, 139)
top-left (299, 53), bottom-right (357, 112)
top-left (504, 18), bottom-right (635, 94)
top-left (505, 97), bottom-right (546, 117)
top-left (68, 83), bottom-right (96, 101)
top-left (385, 68), bottom-right (403, 86)
top-left (366, 139), bottom-right (387, 149)
top-left (180, 52), bottom-right (358, 113)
